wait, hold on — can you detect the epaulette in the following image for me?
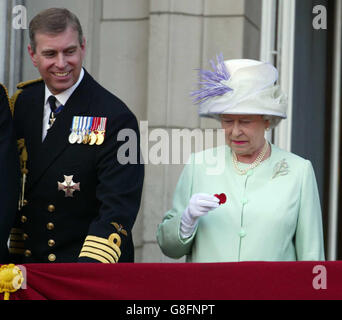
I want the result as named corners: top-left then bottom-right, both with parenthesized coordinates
top-left (10, 78), bottom-right (43, 115)
top-left (0, 82), bottom-right (11, 114)
top-left (16, 77), bottom-right (43, 89)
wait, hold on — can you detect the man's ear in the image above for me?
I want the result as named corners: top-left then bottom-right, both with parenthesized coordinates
top-left (81, 36), bottom-right (86, 59)
top-left (28, 44), bottom-right (38, 67)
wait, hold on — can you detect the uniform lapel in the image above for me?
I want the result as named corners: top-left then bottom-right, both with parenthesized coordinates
top-left (29, 86), bottom-right (44, 147)
top-left (25, 84), bottom-right (44, 180)
top-left (29, 71), bottom-right (93, 188)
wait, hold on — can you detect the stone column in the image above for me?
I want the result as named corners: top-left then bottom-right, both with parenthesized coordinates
top-left (0, 0), bottom-right (8, 84)
top-left (98, 0), bottom-right (150, 262)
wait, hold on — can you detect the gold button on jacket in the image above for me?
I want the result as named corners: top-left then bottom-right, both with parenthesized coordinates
top-left (47, 222), bottom-right (55, 230)
top-left (47, 205), bottom-right (56, 213)
top-left (48, 239), bottom-right (55, 247)
top-left (24, 250), bottom-right (32, 257)
top-left (48, 254), bottom-right (56, 262)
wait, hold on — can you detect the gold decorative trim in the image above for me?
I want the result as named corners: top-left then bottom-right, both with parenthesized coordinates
top-left (9, 78), bottom-right (43, 115)
top-left (81, 245), bottom-right (117, 263)
top-left (79, 252), bottom-right (111, 264)
top-left (0, 264), bottom-right (25, 300)
top-left (82, 242), bottom-right (119, 261)
top-left (9, 241), bottom-right (25, 248)
top-left (8, 248), bottom-right (25, 255)
top-left (10, 228), bottom-right (24, 234)
top-left (10, 89), bottom-right (22, 116)
top-left (9, 234), bottom-right (24, 241)
top-left (16, 77), bottom-right (43, 89)
top-left (9, 228), bottom-right (25, 254)
top-left (79, 233), bottom-right (122, 263)
top-left (111, 222), bottom-right (128, 236)
top-left (84, 235), bottom-right (121, 257)
top-left (0, 83), bottom-right (11, 113)
top-left (80, 240), bottom-right (119, 262)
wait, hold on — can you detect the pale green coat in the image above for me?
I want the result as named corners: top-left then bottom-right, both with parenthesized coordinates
top-left (156, 144), bottom-right (325, 262)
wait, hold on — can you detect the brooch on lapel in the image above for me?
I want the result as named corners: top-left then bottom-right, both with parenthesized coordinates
top-left (272, 159), bottom-right (289, 179)
top-left (69, 116), bottom-right (107, 146)
top-left (57, 175), bottom-right (80, 197)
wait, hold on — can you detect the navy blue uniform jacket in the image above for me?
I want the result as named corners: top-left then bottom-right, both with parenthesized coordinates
top-left (0, 84), bottom-right (20, 263)
top-left (10, 70), bottom-right (144, 263)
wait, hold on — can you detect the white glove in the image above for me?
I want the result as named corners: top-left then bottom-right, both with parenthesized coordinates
top-left (180, 193), bottom-right (220, 238)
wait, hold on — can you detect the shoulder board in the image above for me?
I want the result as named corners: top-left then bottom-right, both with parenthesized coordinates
top-left (10, 89), bottom-right (23, 115)
top-left (10, 78), bottom-right (43, 115)
top-left (0, 83), bottom-right (12, 115)
top-left (17, 77), bottom-right (43, 89)
top-left (0, 83), bottom-right (10, 102)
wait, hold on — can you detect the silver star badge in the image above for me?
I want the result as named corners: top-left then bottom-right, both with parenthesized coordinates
top-left (57, 175), bottom-right (80, 197)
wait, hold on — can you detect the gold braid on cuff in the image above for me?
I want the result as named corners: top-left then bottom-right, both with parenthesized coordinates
top-left (79, 233), bottom-right (122, 263)
top-left (9, 228), bottom-right (25, 255)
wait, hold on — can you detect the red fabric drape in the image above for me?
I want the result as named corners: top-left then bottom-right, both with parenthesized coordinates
top-left (1, 261), bottom-right (341, 300)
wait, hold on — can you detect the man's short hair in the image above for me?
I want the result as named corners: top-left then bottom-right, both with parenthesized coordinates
top-left (29, 8), bottom-right (83, 52)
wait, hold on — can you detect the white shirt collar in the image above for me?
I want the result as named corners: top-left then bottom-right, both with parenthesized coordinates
top-left (44, 68), bottom-right (85, 106)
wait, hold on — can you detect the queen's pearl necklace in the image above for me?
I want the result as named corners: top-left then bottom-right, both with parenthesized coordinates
top-left (232, 140), bottom-right (269, 175)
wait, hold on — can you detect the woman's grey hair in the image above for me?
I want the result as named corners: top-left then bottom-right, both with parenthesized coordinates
top-left (262, 115), bottom-right (282, 129)
top-left (215, 114), bottom-right (283, 129)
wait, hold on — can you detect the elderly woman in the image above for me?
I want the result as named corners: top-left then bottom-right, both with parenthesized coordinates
top-left (156, 55), bottom-right (325, 262)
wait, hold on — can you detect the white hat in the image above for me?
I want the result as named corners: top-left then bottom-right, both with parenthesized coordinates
top-left (191, 54), bottom-right (287, 119)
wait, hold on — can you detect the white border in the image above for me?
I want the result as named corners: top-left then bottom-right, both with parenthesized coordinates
top-left (273, 0), bottom-right (296, 152)
top-left (0, 0), bottom-right (8, 83)
top-left (328, 0), bottom-right (342, 261)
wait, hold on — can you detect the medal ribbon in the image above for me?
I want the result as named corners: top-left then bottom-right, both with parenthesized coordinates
top-left (98, 117), bottom-right (107, 135)
top-left (85, 117), bottom-right (93, 134)
top-left (77, 116), bottom-right (84, 135)
top-left (71, 116), bottom-right (80, 133)
top-left (90, 117), bottom-right (99, 134)
top-left (80, 116), bottom-right (88, 134)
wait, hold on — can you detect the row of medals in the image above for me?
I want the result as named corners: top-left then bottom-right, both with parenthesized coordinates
top-left (68, 116), bottom-right (106, 145)
top-left (69, 130), bottom-right (105, 145)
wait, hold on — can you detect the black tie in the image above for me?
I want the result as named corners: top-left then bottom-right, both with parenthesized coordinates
top-left (48, 96), bottom-right (63, 128)
top-left (48, 95), bottom-right (57, 113)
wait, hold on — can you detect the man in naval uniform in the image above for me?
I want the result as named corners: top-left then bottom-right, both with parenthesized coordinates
top-left (0, 84), bottom-right (20, 263)
top-left (9, 8), bottom-right (144, 263)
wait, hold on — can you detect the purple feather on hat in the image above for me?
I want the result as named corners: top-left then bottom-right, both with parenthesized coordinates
top-left (191, 53), bottom-right (233, 105)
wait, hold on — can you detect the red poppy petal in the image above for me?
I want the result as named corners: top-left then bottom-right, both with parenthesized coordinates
top-left (214, 193), bottom-right (227, 205)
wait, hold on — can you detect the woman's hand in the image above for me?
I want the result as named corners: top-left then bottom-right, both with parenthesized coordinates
top-left (180, 193), bottom-right (220, 238)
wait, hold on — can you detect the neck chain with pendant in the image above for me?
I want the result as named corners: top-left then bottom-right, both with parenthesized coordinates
top-left (232, 140), bottom-right (269, 175)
